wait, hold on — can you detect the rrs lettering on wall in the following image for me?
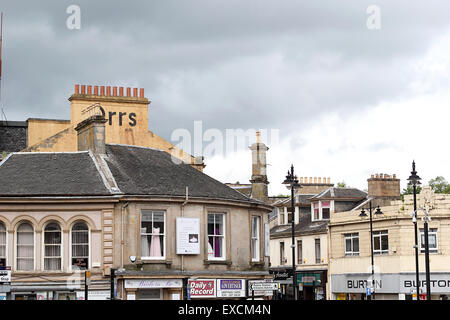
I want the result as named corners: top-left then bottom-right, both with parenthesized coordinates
top-left (99, 106), bottom-right (137, 127)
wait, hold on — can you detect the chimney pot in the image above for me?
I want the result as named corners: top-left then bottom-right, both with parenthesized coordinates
top-left (81, 85), bottom-right (86, 94)
top-left (94, 86), bottom-right (99, 95)
top-left (318, 177), bottom-right (322, 184)
top-left (133, 88), bottom-right (138, 97)
top-left (100, 86), bottom-right (105, 96)
top-left (139, 88), bottom-right (145, 98)
top-left (87, 85), bottom-right (92, 95)
top-left (314, 177), bottom-right (317, 184)
top-left (119, 87), bottom-right (124, 96)
top-left (113, 87), bottom-right (118, 96)
top-left (327, 177), bottom-right (330, 184)
top-left (106, 86), bottom-right (111, 96)
top-left (127, 87), bottom-right (131, 97)
top-left (75, 84), bottom-right (80, 94)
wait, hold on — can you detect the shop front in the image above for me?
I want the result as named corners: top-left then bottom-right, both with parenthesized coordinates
top-left (296, 271), bottom-right (327, 300)
top-left (123, 278), bottom-right (183, 300)
top-left (331, 272), bottom-right (450, 300)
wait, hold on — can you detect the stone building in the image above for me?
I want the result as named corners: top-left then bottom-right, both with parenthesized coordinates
top-left (269, 180), bottom-right (368, 300)
top-left (0, 113), bottom-right (272, 300)
top-left (327, 176), bottom-right (450, 300)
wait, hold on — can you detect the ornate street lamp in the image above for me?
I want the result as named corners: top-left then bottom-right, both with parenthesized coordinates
top-left (282, 164), bottom-right (301, 300)
top-left (359, 201), bottom-right (383, 300)
top-left (407, 161), bottom-right (421, 301)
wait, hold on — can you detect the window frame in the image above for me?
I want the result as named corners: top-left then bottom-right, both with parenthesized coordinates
top-left (344, 233), bottom-right (360, 256)
top-left (280, 241), bottom-right (285, 265)
top-left (311, 201), bottom-right (332, 221)
top-left (315, 238), bottom-right (321, 264)
top-left (251, 216), bottom-right (261, 262)
top-left (297, 240), bottom-right (303, 265)
top-left (0, 222), bottom-right (7, 267)
top-left (70, 221), bottom-right (90, 271)
top-left (42, 222), bottom-right (63, 272)
top-left (372, 230), bottom-right (389, 255)
top-left (420, 228), bottom-right (438, 254)
top-left (207, 212), bottom-right (226, 261)
top-left (140, 210), bottom-right (166, 260)
top-left (15, 222), bottom-right (35, 272)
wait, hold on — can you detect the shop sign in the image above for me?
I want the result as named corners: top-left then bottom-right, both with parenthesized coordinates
top-left (216, 279), bottom-right (246, 298)
top-left (36, 292), bottom-right (47, 300)
top-left (188, 279), bottom-right (216, 298)
top-left (125, 279), bottom-right (183, 289)
top-left (332, 273), bottom-right (450, 294)
top-left (270, 269), bottom-right (293, 280)
top-left (296, 273), bottom-right (321, 286)
top-left (176, 218), bottom-right (200, 255)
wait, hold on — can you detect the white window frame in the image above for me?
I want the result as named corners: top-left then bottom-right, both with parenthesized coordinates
top-left (315, 238), bottom-right (321, 264)
top-left (251, 216), bottom-right (260, 262)
top-left (297, 240), bottom-right (303, 265)
top-left (70, 221), bottom-right (91, 272)
top-left (420, 228), bottom-right (438, 254)
top-left (311, 201), bottom-right (332, 221)
top-left (280, 241), bottom-right (285, 265)
top-left (15, 222), bottom-right (35, 271)
top-left (373, 230), bottom-right (389, 255)
top-left (141, 210), bottom-right (166, 260)
top-left (0, 222), bottom-right (7, 267)
top-left (42, 222), bottom-right (63, 271)
top-left (344, 233), bottom-right (360, 256)
top-left (207, 213), bottom-right (226, 261)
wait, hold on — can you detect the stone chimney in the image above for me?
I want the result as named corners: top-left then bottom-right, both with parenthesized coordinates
top-left (249, 131), bottom-right (269, 203)
top-left (75, 113), bottom-right (107, 154)
top-left (297, 176), bottom-right (333, 195)
top-left (367, 173), bottom-right (401, 204)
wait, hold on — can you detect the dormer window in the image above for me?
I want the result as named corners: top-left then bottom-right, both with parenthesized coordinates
top-left (312, 201), bottom-right (332, 221)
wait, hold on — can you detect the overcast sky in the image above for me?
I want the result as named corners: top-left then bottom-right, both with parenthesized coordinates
top-left (1, 1), bottom-right (449, 195)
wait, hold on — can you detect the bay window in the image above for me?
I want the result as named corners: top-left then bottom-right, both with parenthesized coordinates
top-left (207, 213), bottom-right (225, 260)
top-left (141, 210), bottom-right (165, 259)
top-left (251, 216), bottom-right (260, 262)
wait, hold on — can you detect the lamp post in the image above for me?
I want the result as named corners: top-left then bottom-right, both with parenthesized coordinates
top-left (359, 201), bottom-right (383, 300)
top-left (407, 161), bottom-right (421, 300)
top-left (282, 164), bottom-right (301, 300)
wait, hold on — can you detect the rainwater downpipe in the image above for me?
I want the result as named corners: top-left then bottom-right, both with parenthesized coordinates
top-left (121, 202), bottom-right (129, 269)
top-left (181, 186), bottom-right (189, 272)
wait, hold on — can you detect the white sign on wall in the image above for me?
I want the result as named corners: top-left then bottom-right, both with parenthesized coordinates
top-left (125, 279), bottom-right (183, 289)
top-left (216, 279), bottom-right (246, 298)
top-left (176, 217), bottom-right (200, 255)
top-left (0, 270), bottom-right (11, 283)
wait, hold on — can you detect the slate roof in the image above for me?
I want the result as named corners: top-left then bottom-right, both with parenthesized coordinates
top-left (309, 187), bottom-right (367, 200)
top-left (104, 144), bottom-right (259, 203)
top-left (0, 144), bottom-right (264, 205)
top-left (0, 152), bottom-right (110, 196)
top-left (270, 215), bottom-right (328, 237)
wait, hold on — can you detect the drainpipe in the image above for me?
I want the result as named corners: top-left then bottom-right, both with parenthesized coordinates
top-left (121, 202), bottom-right (129, 269)
top-left (181, 187), bottom-right (189, 273)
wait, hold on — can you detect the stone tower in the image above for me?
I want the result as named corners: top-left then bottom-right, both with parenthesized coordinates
top-left (249, 131), bottom-right (269, 203)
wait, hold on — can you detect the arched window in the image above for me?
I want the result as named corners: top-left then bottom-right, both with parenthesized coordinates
top-left (71, 222), bottom-right (89, 270)
top-left (0, 223), bottom-right (6, 267)
top-left (44, 222), bottom-right (62, 271)
top-left (16, 222), bottom-right (34, 271)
